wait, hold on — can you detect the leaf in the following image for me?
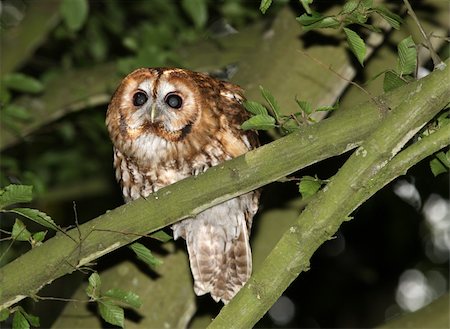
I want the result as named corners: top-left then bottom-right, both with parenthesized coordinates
top-left (86, 273), bottom-right (101, 299)
top-left (299, 176), bottom-right (322, 198)
top-left (397, 36), bottom-right (417, 75)
top-left (436, 150), bottom-right (450, 168)
top-left (374, 6), bottom-right (403, 30)
top-left (60, 0), bottom-right (89, 32)
top-left (2, 73), bottom-right (44, 94)
top-left (10, 208), bottom-right (57, 231)
top-left (299, 0), bottom-right (314, 14)
top-left (129, 242), bottom-right (163, 268)
top-left (383, 71), bottom-right (407, 92)
top-left (295, 99), bottom-right (312, 114)
top-left (297, 15), bottom-right (340, 31)
top-left (0, 185), bottom-right (33, 209)
top-left (104, 289), bottom-right (142, 309)
top-left (259, 86), bottom-right (281, 121)
top-left (181, 0), bottom-right (207, 29)
top-left (243, 101), bottom-right (268, 116)
top-left (341, 1), bottom-right (359, 14)
top-left (12, 219), bottom-right (31, 242)
top-left (343, 27), bottom-right (366, 66)
top-left (259, 0), bottom-right (272, 14)
top-left (18, 309), bottom-right (39, 327)
top-left (296, 11), bottom-right (325, 26)
top-left (2, 104), bottom-right (32, 121)
top-left (12, 311), bottom-right (29, 329)
top-left (32, 231), bottom-right (47, 243)
top-left (98, 301), bottom-right (124, 328)
top-left (0, 309), bottom-right (9, 322)
top-left (150, 230), bottom-right (172, 242)
top-left (430, 157), bottom-right (447, 177)
top-left (241, 114), bottom-right (276, 131)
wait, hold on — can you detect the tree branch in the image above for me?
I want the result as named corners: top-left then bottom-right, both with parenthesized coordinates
top-left (207, 61), bottom-right (450, 328)
top-left (1, 60), bottom-right (448, 314)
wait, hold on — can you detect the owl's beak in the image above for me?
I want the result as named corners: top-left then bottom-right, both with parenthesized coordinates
top-left (150, 104), bottom-right (160, 123)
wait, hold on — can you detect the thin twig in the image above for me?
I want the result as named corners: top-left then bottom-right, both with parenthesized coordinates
top-left (402, 0), bottom-right (445, 69)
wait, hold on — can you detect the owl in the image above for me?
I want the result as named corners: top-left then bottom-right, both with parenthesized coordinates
top-left (106, 67), bottom-right (259, 304)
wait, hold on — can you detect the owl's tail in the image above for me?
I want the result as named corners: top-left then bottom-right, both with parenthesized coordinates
top-left (177, 217), bottom-right (252, 304)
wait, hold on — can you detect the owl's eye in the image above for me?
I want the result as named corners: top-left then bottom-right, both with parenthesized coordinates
top-left (133, 92), bottom-right (148, 107)
top-left (165, 93), bottom-right (183, 109)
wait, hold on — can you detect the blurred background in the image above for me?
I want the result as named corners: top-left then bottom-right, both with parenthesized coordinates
top-left (0, 0), bottom-right (448, 328)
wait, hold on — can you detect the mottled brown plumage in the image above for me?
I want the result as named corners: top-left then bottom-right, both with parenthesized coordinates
top-left (106, 67), bottom-right (259, 303)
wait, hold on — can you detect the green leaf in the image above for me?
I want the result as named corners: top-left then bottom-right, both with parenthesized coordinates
top-left (343, 27), bottom-right (366, 66)
top-left (2, 104), bottom-right (32, 121)
top-left (12, 219), bottom-right (32, 241)
top-left (260, 86), bottom-right (281, 121)
top-left (98, 301), bottom-right (124, 328)
top-left (10, 208), bottom-right (57, 231)
top-left (86, 273), bottom-right (101, 299)
top-left (342, 1), bottom-right (359, 14)
top-left (0, 309), bottom-right (9, 322)
top-left (18, 309), bottom-right (39, 327)
top-left (373, 6), bottom-right (403, 30)
top-left (129, 242), bottom-right (163, 268)
top-left (0, 185), bottom-right (33, 209)
top-left (104, 289), bottom-right (142, 309)
top-left (12, 311), bottom-right (29, 329)
top-left (361, 0), bottom-right (373, 8)
top-left (296, 11), bottom-right (325, 26)
top-left (436, 150), bottom-right (450, 168)
top-left (383, 71), bottom-right (407, 92)
top-left (259, 0), bottom-right (272, 14)
top-left (181, 0), bottom-right (207, 29)
top-left (2, 73), bottom-right (44, 94)
top-left (150, 230), bottom-right (172, 242)
top-left (243, 101), bottom-right (268, 116)
top-left (299, 0), bottom-right (314, 14)
top-left (430, 157), bottom-right (447, 177)
top-left (397, 36), bottom-right (417, 75)
top-left (295, 99), bottom-right (313, 114)
top-left (32, 231), bottom-right (47, 243)
top-left (60, 0), bottom-right (89, 32)
top-left (299, 176), bottom-right (322, 198)
top-left (241, 114), bottom-right (276, 131)
top-left (297, 15), bottom-right (340, 31)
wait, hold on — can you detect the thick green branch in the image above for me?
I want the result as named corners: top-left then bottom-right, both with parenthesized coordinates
top-left (1, 62), bottom-right (448, 312)
top-left (208, 64), bottom-right (450, 328)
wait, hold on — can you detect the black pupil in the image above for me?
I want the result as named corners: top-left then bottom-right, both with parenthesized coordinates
top-left (133, 92), bottom-right (147, 106)
top-left (166, 94), bottom-right (182, 109)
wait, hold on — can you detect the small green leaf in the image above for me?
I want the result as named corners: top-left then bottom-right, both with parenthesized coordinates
top-left (104, 289), bottom-right (142, 309)
top-left (430, 157), bottom-right (447, 177)
top-left (260, 86), bottom-right (281, 121)
top-left (2, 74), bottom-right (44, 94)
top-left (12, 311), bottom-right (29, 329)
top-left (343, 27), bottom-right (366, 66)
top-left (60, 0), bottom-right (89, 32)
top-left (296, 11), bottom-right (325, 26)
top-left (129, 242), bottom-right (163, 268)
top-left (19, 309), bottom-right (39, 327)
top-left (0, 309), bottom-right (9, 322)
top-left (373, 6), bottom-right (403, 30)
top-left (298, 15), bottom-right (340, 31)
top-left (2, 104), bottom-right (32, 121)
top-left (150, 230), bottom-right (172, 243)
top-left (9, 208), bottom-right (57, 231)
top-left (397, 36), bottom-right (417, 75)
top-left (98, 301), bottom-right (124, 328)
top-left (259, 0), bottom-right (272, 14)
top-left (295, 99), bottom-right (313, 114)
top-left (243, 101), bottom-right (268, 116)
top-left (383, 71), bottom-right (407, 92)
top-left (299, 0), bottom-right (314, 15)
top-left (12, 219), bottom-right (32, 241)
top-left (86, 273), bottom-right (101, 299)
top-left (361, 0), bottom-right (373, 8)
top-left (181, 0), bottom-right (207, 29)
top-left (0, 185), bottom-right (33, 209)
top-left (32, 231), bottom-right (47, 243)
top-left (436, 151), bottom-right (450, 168)
top-left (241, 114), bottom-right (276, 131)
top-left (299, 176), bottom-right (322, 198)
top-left (341, 1), bottom-right (359, 14)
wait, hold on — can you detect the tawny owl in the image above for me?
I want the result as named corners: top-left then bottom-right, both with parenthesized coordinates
top-left (106, 67), bottom-right (259, 304)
